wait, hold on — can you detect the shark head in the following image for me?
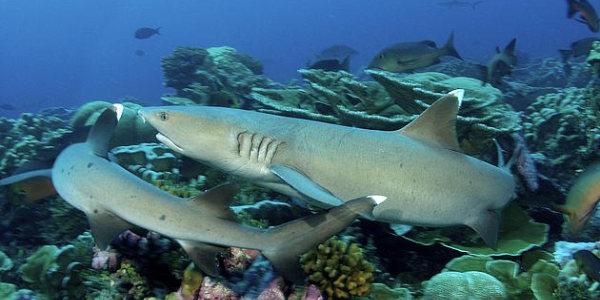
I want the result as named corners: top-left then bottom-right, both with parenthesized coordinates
top-left (138, 106), bottom-right (241, 164)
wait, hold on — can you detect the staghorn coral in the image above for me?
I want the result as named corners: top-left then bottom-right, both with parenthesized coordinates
top-left (403, 202), bottom-right (549, 256)
top-left (300, 238), bottom-right (374, 299)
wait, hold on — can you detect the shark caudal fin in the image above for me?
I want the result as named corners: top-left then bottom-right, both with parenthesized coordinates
top-left (566, 0), bottom-right (578, 18)
top-left (86, 103), bottom-right (123, 158)
top-left (466, 209), bottom-right (500, 249)
top-left (0, 169), bottom-right (55, 203)
top-left (261, 195), bottom-right (385, 283)
top-left (443, 32), bottom-right (462, 60)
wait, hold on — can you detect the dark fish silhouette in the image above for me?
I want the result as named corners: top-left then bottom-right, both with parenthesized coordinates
top-left (134, 27), bottom-right (161, 39)
top-left (573, 250), bottom-right (600, 282)
top-left (438, 0), bottom-right (484, 10)
top-left (567, 0), bottom-right (600, 32)
top-left (368, 32), bottom-right (462, 73)
top-left (134, 49), bottom-right (146, 57)
top-left (307, 56), bottom-right (351, 72)
top-left (0, 103), bottom-right (15, 111)
top-left (314, 45), bottom-right (358, 62)
top-left (480, 38), bottom-right (517, 86)
top-left (559, 37), bottom-right (600, 62)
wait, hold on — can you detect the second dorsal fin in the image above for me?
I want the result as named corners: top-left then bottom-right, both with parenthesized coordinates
top-left (86, 104), bottom-right (124, 158)
top-left (188, 183), bottom-right (240, 220)
top-left (399, 89), bottom-right (464, 152)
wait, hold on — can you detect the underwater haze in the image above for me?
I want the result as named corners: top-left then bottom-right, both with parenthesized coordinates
top-left (3, 0), bottom-right (600, 299)
top-left (0, 0), bottom-right (588, 115)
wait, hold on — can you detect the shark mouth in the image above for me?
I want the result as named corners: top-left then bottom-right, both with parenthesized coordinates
top-left (156, 133), bottom-right (184, 153)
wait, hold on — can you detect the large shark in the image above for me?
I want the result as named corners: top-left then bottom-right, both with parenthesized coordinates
top-left (139, 90), bottom-right (517, 248)
top-left (0, 104), bottom-right (385, 283)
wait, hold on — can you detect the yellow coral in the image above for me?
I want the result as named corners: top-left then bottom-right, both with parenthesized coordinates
top-left (153, 180), bottom-right (202, 198)
top-left (180, 263), bottom-right (203, 297)
top-left (300, 238), bottom-right (374, 299)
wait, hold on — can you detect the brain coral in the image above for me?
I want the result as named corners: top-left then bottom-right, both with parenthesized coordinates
top-left (423, 271), bottom-right (506, 300)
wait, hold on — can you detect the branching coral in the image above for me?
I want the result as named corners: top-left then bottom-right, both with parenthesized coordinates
top-left (300, 238), bottom-right (374, 299)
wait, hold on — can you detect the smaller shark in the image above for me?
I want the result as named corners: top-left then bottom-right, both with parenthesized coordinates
top-left (0, 104), bottom-right (384, 283)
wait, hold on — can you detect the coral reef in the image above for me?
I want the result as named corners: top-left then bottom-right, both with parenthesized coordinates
top-left (403, 203), bottom-right (549, 256)
top-left (423, 271), bottom-right (506, 300)
top-left (161, 46), bottom-right (272, 107)
top-left (300, 238), bottom-right (374, 299)
top-left (111, 143), bottom-right (180, 182)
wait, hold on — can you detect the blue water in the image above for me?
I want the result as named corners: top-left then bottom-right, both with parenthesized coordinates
top-left (0, 0), bottom-right (592, 116)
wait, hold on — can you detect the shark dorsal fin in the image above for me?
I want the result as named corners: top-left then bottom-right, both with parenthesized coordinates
top-left (189, 183), bottom-right (239, 220)
top-left (86, 104), bottom-right (123, 157)
top-left (399, 90), bottom-right (464, 152)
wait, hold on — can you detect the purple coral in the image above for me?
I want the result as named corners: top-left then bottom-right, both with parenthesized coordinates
top-left (198, 277), bottom-right (239, 300)
top-left (256, 278), bottom-right (285, 300)
top-left (302, 284), bottom-right (324, 300)
top-left (92, 247), bottom-right (120, 271)
top-left (511, 131), bottom-right (540, 191)
top-left (220, 247), bottom-right (260, 277)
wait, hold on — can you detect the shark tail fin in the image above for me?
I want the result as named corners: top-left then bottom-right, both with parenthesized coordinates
top-left (261, 195), bottom-right (385, 283)
top-left (559, 49), bottom-right (573, 63)
top-left (86, 104), bottom-right (123, 158)
top-left (466, 209), bottom-right (500, 249)
top-left (0, 169), bottom-right (55, 203)
top-left (504, 38), bottom-right (517, 57)
top-left (478, 64), bottom-right (489, 86)
top-left (443, 31), bottom-right (462, 60)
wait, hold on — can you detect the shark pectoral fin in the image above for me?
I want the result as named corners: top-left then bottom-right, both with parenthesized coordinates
top-left (86, 104), bottom-right (123, 158)
top-left (466, 210), bottom-right (500, 249)
top-left (87, 210), bottom-right (132, 249)
top-left (0, 169), bottom-right (56, 203)
top-left (189, 183), bottom-right (240, 221)
top-left (262, 195), bottom-right (385, 283)
top-left (399, 90), bottom-right (464, 152)
top-left (270, 164), bottom-right (343, 209)
top-left (176, 240), bottom-right (226, 277)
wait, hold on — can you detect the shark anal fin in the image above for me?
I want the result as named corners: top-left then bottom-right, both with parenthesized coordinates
top-left (176, 240), bottom-right (227, 277)
top-left (262, 195), bottom-right (383, 283)
top-left (0, 169), bottom-right (55, 203)
top-left (399, 90), bottom-right (464, 152)
top-left (86, 104), bottom-right (122, 158)
top-left (270, 164), bottom-right (343, 209)
top-left (189, 183), bottom-right (240, 221)
top-left (466, 209), bottom-right (500, 249)
top-left (87, 210), bottom-right (132, 249)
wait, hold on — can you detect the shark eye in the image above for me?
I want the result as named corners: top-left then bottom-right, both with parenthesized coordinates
top-left (158, 112), bottom-right (168, 121)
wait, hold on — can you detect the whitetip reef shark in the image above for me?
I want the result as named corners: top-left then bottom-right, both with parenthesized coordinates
top-left (139, 89), bottom-right (517, 248)
top-left (0, 104), bottom-right (385, 283)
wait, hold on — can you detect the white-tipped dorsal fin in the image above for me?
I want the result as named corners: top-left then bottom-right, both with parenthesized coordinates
top-left (399, 89), bottom-right (464, 152)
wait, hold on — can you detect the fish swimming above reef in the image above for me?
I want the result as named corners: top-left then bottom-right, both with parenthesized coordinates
top-left (437, 0), bottom-right (484, 10)
top-left (134, 49), bottom-right (146, 57)
top-left (573, 250), bottom-right (600, 282)
top-left (0, 104), bottom-right (384, 283)
top-left (367, 33), bottom-right (462, 73)
top-left (134, 27), bottom-right (161, 39)
top-left (139, 89), bottom-right (516, 248)
top-left (559, 37), bottom-right (600, 62)
top-left (558, 163), bottom-right (600, 235)
top-left (566, 0), bottom-right (600, 32)
top-left (306, 45), bottom-right (357, 72)
top-left (0, 103), bottom-right (15, 110)
top-left (480, 38), bottom-right (517, 86)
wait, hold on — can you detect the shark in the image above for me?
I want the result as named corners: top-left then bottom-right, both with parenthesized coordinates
top-left (138, 89), bottom-right (517, 248)
top-left (0, 104), bottom-right (385, 283)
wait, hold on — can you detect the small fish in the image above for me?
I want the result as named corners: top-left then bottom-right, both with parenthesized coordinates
top-left (438, 0), bottom-right (484, 10)
top-left (134, 27), bottom-right (161, 39)
top-left (314, 45), bottom-right (358, 62)
top-left (0, 103), bottom-right (15, 110)
top-left (558, 163), bottom-right (600, 234)
top-left (559, 37), bottom-right (600, 62)
top-left (134, 49), bottom-right (146, 57)
top-left (480, 38), bottom-right (517, 86)
top-left (307, 55), bottom-right (351, 72)
top-left (573, 250), bottom-right (600, 282)
top-left (566, 0), bottom-right (600, 32)
top-left (368, 32), bottom-right (462, 73)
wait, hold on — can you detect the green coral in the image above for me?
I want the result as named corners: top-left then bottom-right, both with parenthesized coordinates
top-left (586, 41), bottom-right (600, 75)
top-left (359, 283), bottom-right (413, 300)
top-left (114, 260), bottom-right (150, 299)
top-left (300, 238), bottom-right (375, 299)
top-left (71, 101), bottom-right (156, 148)
top-left (423, 271), bottom-right (506, 300)
top-left (111, 143), bottom-right (180, 182)
top-left (0, 250), bottom-right (12, 274)
top-left (443, 254), bottom-right (560, 299)
top-left (403, 203), bottom-right (549, 256)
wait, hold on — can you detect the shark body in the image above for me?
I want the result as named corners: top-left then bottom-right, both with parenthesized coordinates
top-left (0, 105), bottom-right (382, 282)
top-left (140, 90), bottom-right (516, 247)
